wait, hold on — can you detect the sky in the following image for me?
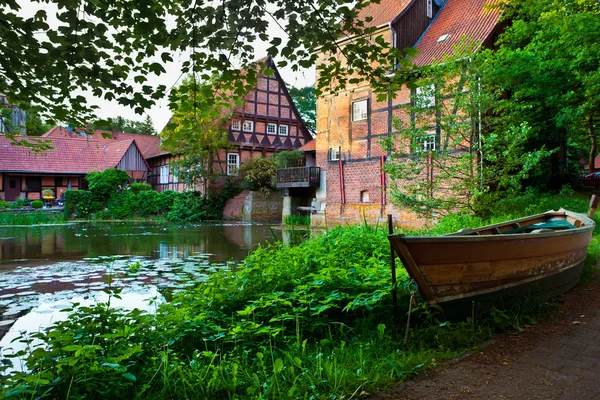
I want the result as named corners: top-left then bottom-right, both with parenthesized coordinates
top-left (18, 1), bottom-right (317, 134)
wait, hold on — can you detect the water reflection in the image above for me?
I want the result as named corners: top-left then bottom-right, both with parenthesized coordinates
top-left (0, 222), bottom-right (284, 267)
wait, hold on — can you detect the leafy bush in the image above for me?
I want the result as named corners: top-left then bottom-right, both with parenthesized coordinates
top-left (0, 199), bottom-right (9, 209)
top-left (64, 190), bottom-right (99, 219)
top-left (276, 149), bottom-right (304, 168)
top-left (129, 181), bottom-right (152, 194)
top-left (87, 168), bottom-right (130, 204)
top-left (107, 192), bottom-right (135, 219)
top-left (31, 200), bottom-right (44, 209)
top-left (157, 190), bottom-right (180, 214)
top-left (9, 198), bottom-right (30, 209)
top-left (136, 190), bottom-right (159, 216)
top-left (167, 191), bottom-right (207, 222)
top-left (239, 156), bottom-right (277, 192)
top-left (284, 214), bottom-right (310, 226)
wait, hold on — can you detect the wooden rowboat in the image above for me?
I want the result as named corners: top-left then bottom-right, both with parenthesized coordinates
top-left (388, 209), bottom-right (595, 309)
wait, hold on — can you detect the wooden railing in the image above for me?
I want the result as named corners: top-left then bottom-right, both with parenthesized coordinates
top-left (276, 166), bottom-right (320, 188)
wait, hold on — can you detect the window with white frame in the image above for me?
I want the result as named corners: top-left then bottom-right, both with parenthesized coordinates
top-left (227, 153), bottom-right (240, 176)
top-left (172, 167), bottom-right (179, 183)
top-left (426, 0), bottom-right (433, 18)
top-left (242, 120), bottom-right (254, 132)
top-left (159, 165), bottom-right (170, 184)
top-left (416, 133), bottom-right (437, 153)
top-left (267, 123), bottom-right (277, 134)
top-left (231, 119), bottom-right (241, 131)
top-left (352, 100), bottom-right (368, 121)
top-left (329, 146), bottom-right (341, 161)
top-left (415, 84), bottom-right (436, 108)
top-left (279, 124), bottom-right (289, 136)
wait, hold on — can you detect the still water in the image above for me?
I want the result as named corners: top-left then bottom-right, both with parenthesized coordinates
top-left (0, 222), bottom-right (300, 371)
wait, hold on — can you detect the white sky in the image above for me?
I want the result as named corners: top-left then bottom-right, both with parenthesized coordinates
top-left (18, 1), bottom-right (316, 133)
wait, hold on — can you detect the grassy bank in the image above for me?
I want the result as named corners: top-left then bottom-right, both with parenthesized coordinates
top-left (1, 191), bottom-right (598, 399)
top-left (0, 211), bottom-right (68, 226)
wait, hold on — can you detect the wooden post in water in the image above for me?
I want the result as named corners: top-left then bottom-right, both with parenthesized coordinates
top-left (388, 214), bottom-right (399, 320)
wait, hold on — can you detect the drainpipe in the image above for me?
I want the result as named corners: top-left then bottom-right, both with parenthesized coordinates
top-left (380, 155), bottom-right (386, 207)
top-left (339, 158), bottom-right (346, 205)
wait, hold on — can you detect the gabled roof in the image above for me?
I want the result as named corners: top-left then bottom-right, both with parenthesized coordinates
top-left (298, 140), bottom-right (316, 152)
top-left (43, 127), bottom-right (164, 159)
top-left (413, 0), bottom-right (501, 66)
top-left (356, 0), bottom-right (414, 28)
top-left (0, 136), bottom-right (108, 174)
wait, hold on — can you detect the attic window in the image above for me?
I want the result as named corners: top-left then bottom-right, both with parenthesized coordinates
top-left (437, 34), bottom-right (450, 43)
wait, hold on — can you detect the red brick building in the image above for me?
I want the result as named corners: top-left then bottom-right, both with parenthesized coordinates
top-left (312, 0), bottom-right (502, 228)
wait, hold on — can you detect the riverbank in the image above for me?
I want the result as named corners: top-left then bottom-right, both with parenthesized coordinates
top-left (1, 191), bottom-right (598, 398)
top-left (382, 270), bottom-right (600, 400)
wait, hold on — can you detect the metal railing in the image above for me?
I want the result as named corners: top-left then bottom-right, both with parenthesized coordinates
top-left (276, 166), bottom-right (320, 187)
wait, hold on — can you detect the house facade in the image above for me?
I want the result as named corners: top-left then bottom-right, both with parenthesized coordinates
top-left (311, 0), bottom-right (502, 228)
top-left (147, 56), bottom-right (313, 194)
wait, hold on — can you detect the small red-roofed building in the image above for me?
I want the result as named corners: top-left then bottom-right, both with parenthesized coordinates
top-left (313, 0), bottom-right (503, 228)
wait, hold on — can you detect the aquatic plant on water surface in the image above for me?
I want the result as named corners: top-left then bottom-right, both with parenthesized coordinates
top-left (1, 192), bottom-right (599, 399)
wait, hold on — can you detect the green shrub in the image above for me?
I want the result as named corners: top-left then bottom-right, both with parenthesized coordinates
top-left (284, 214), bottom-right (310, 226)
top-left (136, 190), bottom-right (159, 216)
top-left (64, 190), bottom-right (98, 219)
top-left (167, 191), bottom-right (207, 222)
top-left (107, 192), bottom-right (135, 219)
top-left (0, 199), bottom-right (8, 209)
top-left (87, 168), bottom-right (130, 204)
top-left (239, 156), bottom-right (277, 192)
top-left (9, 198), bottom-right (30, 209)
top-left (130, 181), bottom-right (152, 194)
top-left (157, 190), bottom-right (180, 214)
top-left (276, 149), bottom-right (304, 168)
top-left (31, 200), bottom-right (44, 209)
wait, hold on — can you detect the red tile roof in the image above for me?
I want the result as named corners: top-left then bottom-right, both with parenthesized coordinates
top-left (356, 0), bottom-right (414, 28)
top-left (43, 127), bottom-right (164, 159)
top-left (0, 136), bottom-right (107, 174)
top-left (298, 140), bottom-right (316, 152)
top-left (413, 0), bottom-right (501, 66)
top-left (102, 139), bottom-right (135, 168)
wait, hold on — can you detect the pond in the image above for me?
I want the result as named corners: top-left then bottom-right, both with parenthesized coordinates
top-left (0, 222), bottom-right (304, 372)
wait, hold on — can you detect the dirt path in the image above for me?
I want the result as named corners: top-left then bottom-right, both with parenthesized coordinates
top-left (381, 276), bottom-right (600, 400)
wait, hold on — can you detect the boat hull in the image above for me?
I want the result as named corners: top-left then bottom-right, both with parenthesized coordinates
top-left (388, 210), bottom-right (594, 308)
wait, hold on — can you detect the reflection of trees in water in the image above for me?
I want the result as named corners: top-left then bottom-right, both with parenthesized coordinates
top-left (1, 223), bottom-right (285, 264)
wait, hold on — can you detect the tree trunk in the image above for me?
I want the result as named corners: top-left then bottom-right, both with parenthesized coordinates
top-left (589, 115), bottom-right (597, 172)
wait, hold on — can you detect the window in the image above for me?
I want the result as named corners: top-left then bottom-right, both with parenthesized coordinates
top-left (352, 100), bottom-right (368, 121)
top-left (172, 168), bottom-right (179, 183)
top-left (227, 153), bottom-right (240, 176)
top-left (9, 179), bottom-right (16, 189)
top-left (231, 120), bottom-right (241, 131)
top-left (159, 165), bottom-right (170, 184)
top-left (267, 123), bottom-right (277, 135)
top-left (415, 84), bottom-right (435, 108)
top-left (55, 177), bottom-right (63, 187)
top-left (26, 176), bottom-right (42, 191)
top-left (242, 120), bottom-right (254, 132)
top-left (416, 133), bottom-right (437, 152)
top-left (278, 124), bottom-right (289, 136)
top-left (329, 146), bottom-right (341, 161)
top-left (361, 190), bottom-right (370, 203)
top-left (427, 0), bottom-right (433, 18)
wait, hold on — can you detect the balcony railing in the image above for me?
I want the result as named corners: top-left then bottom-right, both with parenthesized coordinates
top-left (276, 166), bottom-right (320, 188)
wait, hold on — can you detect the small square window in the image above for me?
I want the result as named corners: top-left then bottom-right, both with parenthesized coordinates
top-left (352, 100), bottom-right (368, 121)
top-left (415, 84), bottom-right (436, 108)
top-left (242, 120), bottom-right (254, 132)
top-left (416, 133), bottom-right (437, 153)
top-left (231, 120), bottom-right (241, 131)
top-left (279, 125), bottom-right (289, 136)
top-left (329, 147), bottom-right (341, 161)
top-left (227, 153), bottom-right (240, 176)
top-left (267, 123), bottom-right (277, 135)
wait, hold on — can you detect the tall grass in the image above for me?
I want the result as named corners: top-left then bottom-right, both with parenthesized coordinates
top-left (1, 190), bottom-right (598, 399)
top-left (0, 211), bottom-right (67, 226)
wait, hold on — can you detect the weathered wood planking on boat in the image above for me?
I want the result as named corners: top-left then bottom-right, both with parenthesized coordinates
top-left (388, 210), bottom-right (595, 307)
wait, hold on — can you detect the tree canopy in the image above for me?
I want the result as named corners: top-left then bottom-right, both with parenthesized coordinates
top-left (1, 0), bottom-right (413, 140)
top-left (288, 86), bottom-right (316, 136)
top-left (92, 116), bottom-right (157, 135)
